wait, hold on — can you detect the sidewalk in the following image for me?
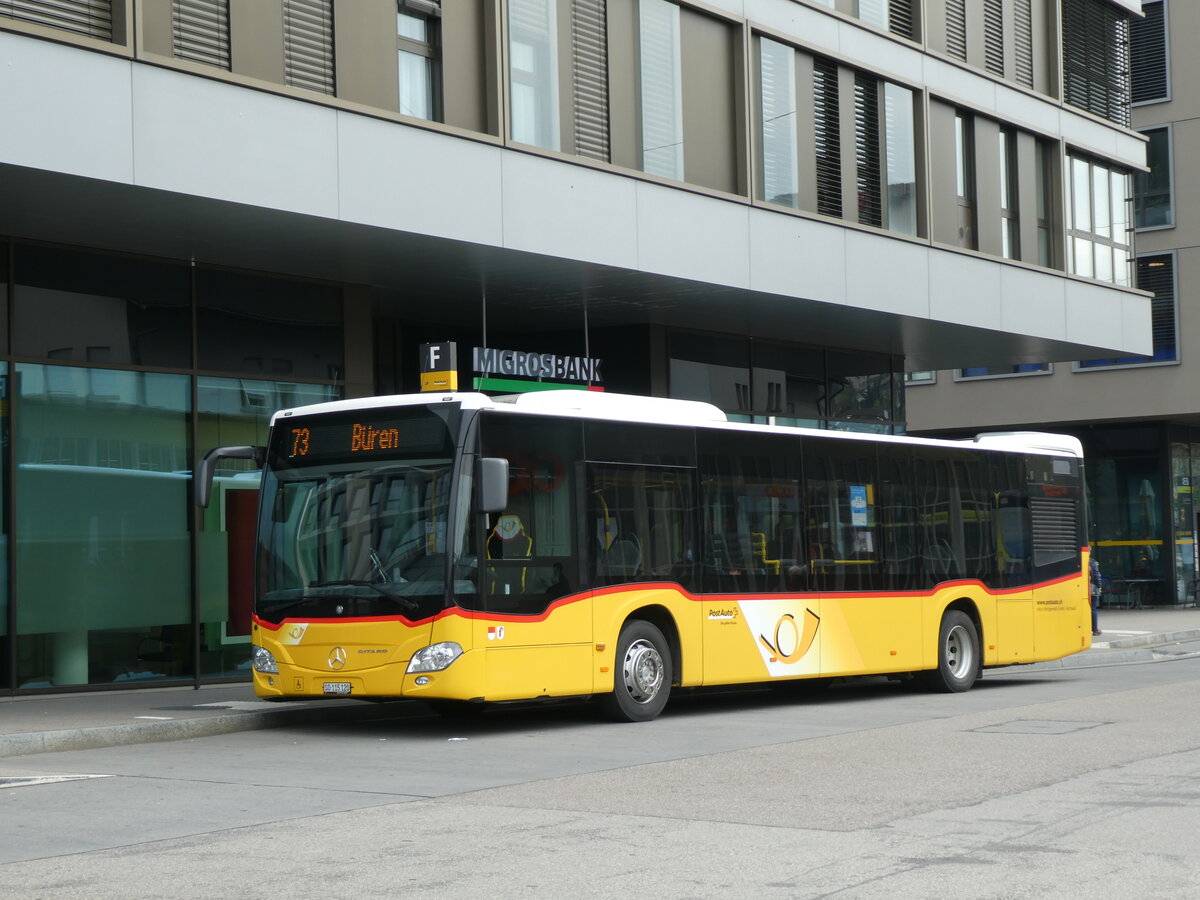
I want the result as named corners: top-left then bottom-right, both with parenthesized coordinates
top-left (2, 608), bottom-right (1199, 759)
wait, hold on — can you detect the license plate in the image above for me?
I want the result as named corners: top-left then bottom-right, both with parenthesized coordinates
top-left (322, 682), bottom-right (352, 695)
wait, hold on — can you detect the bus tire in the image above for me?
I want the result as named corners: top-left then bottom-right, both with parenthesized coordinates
top-left (601, 620), bottom-right (672, 722)
top-left (924, 610), bottom-right (980, 693)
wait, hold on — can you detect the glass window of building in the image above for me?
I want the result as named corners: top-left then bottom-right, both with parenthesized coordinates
top-left (639, 0), bottom-right (683, 180)
top-left (196, 268), bottom-right (344, 381)
top-left (397, 1), bottom-right (441, 120)
top-left (509, 0), bottom-right (560, 150)
top-left (1036, 140), bottom-right (1054, 267)
top-left (196, 377), bottom-right (339, 678)
top-left (1130, 0), bottom-right (1169, 104)
top-left (955, 112), bottom-right (976, 249)
top-left (12, 245), bottom-right (192, 368)
top-left (958, 363), bottom-right (1050, 379)
top-left (825, 351), bottom-right (897, 432)
top-left (0, 365), bottom-right (6, 689)
top-left (1079, 254), bottom-right (1177, 368)
top-left (883, 82), bottom-right (917, 236)
top-left (15, 366), bottom-right (191, 688)
top-left (904, 370), bottom-right (935, 386)
top-left (1067, 154), bottom-right (1132, 286)
top-left (759, 37), bottom-right (798, 208)
top-left (0, 243), bottom-right (8, 354)
top-left (999, 128), bottom-right (1019, 259)
top-left (1135, 127), bottom-right (1173, 230)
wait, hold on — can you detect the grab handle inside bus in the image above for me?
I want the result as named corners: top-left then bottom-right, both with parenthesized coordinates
top-left (195, 445), bottom-right (267, 508)
top-left (478, 457), bottom-right (509, 515)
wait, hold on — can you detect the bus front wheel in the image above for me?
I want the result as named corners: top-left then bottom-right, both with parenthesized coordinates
top-left (924, 610), bottom-right (980, 693)
top-left (601, 620), bottom-right (672, 722)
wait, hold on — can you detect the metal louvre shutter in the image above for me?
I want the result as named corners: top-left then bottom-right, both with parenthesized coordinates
top-left (1138, 255), bottom-right (1177, 362)
top-left (945, 0), bottom-right (966, 61)
top-left (813, 57), bottom-right (841, 218)
top-left (1130, 0), bottom-right (1167, 103)
top-left (3, 0), bottom-right (112, 40)
top-left (1014, 0), bottom-right (1034, 88)
top-left (854, 73), bottom-right (882, 228)
top-left (173, 0), bottom-right (230, 70)
top-left (888, 0), bottom-right (913, 41)
top-left (1030, 496), bottom-right (1077, 567)
top-left (284, 0), bottom-right (335, 95)
top-left (1061, 0), bottom-right (1131, 127)
top-left (571, 0), bottom-right (609, 161)
top-left (983, 0), bottom-right (1003, 76)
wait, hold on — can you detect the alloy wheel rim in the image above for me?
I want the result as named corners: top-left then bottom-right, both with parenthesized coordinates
top-left (622, 639), bottom-right (664, 704)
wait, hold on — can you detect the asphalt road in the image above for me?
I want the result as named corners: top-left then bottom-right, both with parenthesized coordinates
top-left (3, 646), bottom-right (1200, 899)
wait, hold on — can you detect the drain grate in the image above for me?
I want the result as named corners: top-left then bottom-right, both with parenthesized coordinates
top-left (0, 775), bottom-right (113, 789)
top-left (974, 719), bottom-right (1107, 735)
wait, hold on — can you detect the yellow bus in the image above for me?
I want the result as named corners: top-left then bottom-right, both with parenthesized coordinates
top-left (197, 390), bottom-right (1091, 722)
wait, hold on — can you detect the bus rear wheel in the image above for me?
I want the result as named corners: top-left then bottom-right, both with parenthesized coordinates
top-left (924, 610), bottom-right (980, 693)
top-left (601, 620), bottom-right (672, 722)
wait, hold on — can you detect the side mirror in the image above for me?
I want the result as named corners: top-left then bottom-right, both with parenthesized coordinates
top-left (195, 445), bottom-right (266, 508)
top-left (477, 457), bottom-right (509, 514)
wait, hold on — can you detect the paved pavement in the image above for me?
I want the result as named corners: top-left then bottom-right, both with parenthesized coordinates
top-left (1, 607), bottom-right (1197, 759)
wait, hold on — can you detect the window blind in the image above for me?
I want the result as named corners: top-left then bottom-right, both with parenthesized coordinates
top-left (173, 0), bottom-right (230, 70)
top-left (571, 0), bottom-right (609, 161)
top-left (854, 73), bottom-right (882, 228)
top-left (1061, 0), bottom-right (1131, 127)
top-left (945, 0), bottom-right (966, 61)
top-left (2, 0), bottom-right (112, 40)
top-left (1014, 0), bottom-right (1034, 88)
top-left (1138, 255), bottom-right (1176, 362)
top-left (1130, 0), bottom-right (1167, 103)
top-left (983, 0), bottom-right (1004, 76)
top-left (813, 57), bottom-right (842, 218)
top-left (888, 0), bottom-right (914, 41)
top-left (283, 0), bottom-right (335, 95)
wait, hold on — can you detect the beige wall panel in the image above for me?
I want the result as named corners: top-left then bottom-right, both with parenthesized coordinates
top-left (928, 100), bottom-right (959, 245)
top-left (795, 51), bottom-right (817, 213)
top-left (442, 0), bottom-right (493, 134)
top-left (140, 0), bottom-right (173, 57)
top-left (1015, 130), bottom-right (1040, 264)
top-left (333, 0), bottom-right (398, 112)
top-left (1030, 0), bottom-right (1051, 95)
top-left (231, 1), bottom-right (284, 84)
top-left (973, 116), bottom-right (1000, 256)
top-left (680, 9), bottom-right (737, 194)
top-left (925, 0), bottom-right (949, 57)
top-left (606, 0), bottom-right (639, 171)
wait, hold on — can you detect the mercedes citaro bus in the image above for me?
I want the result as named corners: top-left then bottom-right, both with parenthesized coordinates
top-left (197, 390), bottom-right (1091, 722)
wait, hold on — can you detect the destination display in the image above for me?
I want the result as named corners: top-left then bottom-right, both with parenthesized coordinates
top-left (276, 410), bottom-right (452, 462)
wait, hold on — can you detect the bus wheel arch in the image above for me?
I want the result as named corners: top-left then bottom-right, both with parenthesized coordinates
top-left (600, 609), bottom-right (678, 722)
top-left (924, 602), bottom-right (982, 693)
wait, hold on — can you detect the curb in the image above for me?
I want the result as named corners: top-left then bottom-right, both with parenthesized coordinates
top-left (0, 698), bottom-right (416, 760)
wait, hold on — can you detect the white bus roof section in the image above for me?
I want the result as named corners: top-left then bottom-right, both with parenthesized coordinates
top-left (972, 432), bottom-right (1084, 458)
top-left (271, 391), bottom-right (1082, 459)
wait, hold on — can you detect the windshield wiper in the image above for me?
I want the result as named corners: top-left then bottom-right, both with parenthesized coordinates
top-left (305, 580), bottom-right (421, 614)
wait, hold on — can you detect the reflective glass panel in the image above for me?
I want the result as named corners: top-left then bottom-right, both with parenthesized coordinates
top-left (196, 268), bottom-right (343, 381)
top-left (509, 0), bottom-right (560, 150)
top-left (196, 377), bottom-right (339, 677)
top-left (13, 245), bottom-right (190, 367)
top-left (884, 83), bottom-right (917, 236)
top-left (15, 366), bottom-right (191, 688)
top-left (639, 0), bottom-right (683, 179)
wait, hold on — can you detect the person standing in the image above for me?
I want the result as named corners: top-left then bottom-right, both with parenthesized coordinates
top-left (1090, 556), bottom-right (1102, 636)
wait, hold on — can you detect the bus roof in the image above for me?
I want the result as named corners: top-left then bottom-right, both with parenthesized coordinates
top-left (271, 390), bottom-right (1082, 459)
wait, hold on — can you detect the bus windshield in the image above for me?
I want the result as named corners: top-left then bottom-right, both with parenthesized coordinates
top-left (255, 404), bottom-right (472, 623)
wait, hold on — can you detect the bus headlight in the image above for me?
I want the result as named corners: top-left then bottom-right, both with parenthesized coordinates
top-left (251, 645), bottom-right (279, 674)
top-left (407, 642), bottom-right (463, 673)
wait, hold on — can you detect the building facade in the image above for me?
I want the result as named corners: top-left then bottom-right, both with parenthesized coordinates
top-left (0, 0), bottom-right (1146, 692)
top-left (909, 0), bottom-right (1198, 610)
